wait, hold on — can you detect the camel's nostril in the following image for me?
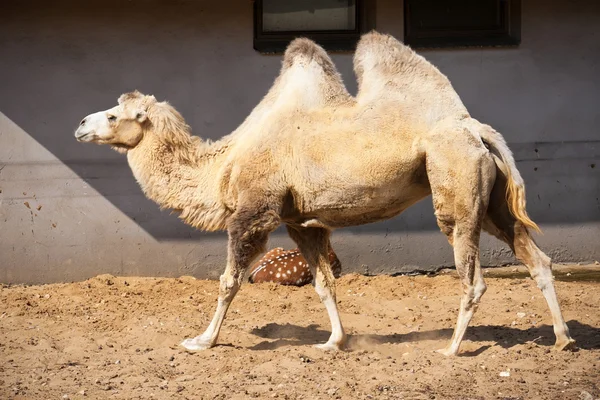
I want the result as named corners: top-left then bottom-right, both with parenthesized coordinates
top-left (80, 118), bottom-right (87, 126)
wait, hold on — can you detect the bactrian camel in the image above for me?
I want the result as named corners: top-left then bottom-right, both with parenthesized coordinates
top-left (75, 32), bottom-right (575, 355)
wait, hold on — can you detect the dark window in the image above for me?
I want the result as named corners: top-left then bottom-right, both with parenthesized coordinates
top-left (404, 0), bottom-right (521, 48)
top-left (253, 0), bottom-right (373, 53)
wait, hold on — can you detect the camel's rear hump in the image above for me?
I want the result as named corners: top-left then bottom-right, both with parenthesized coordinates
top-left (353, 32), bottom-right (468, 123)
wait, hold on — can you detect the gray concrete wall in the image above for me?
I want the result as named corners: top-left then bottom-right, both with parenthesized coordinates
top-left (1, 0), bottom-right (598, 284)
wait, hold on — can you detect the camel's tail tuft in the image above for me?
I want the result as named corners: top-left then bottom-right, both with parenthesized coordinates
top-left (479, 127), bottom-right (541, 234)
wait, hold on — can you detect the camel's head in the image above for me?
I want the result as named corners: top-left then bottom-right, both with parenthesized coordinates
top-left (75, 91), bottom-right (155, 153)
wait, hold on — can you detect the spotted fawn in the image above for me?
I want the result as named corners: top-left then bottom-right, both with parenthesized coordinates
top-left (248, 247), bottom-right (342, 286)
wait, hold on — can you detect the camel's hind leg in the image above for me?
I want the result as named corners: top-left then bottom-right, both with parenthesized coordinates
top-left (484, 179), bottom-right (575, 350)
top-left (435, 213), bottom-right (489, 356)
top-left (427, 143), bottom-right (495, 356)
top-left (181, 208), bottom-right (280, 351)
top-left (287, 226), bottom-right (346, 350)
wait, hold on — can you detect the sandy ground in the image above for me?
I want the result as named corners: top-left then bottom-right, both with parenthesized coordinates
top-left (1, 265), bottom-right (599, 400)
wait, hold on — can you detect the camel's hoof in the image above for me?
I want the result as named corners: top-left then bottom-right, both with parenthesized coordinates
top-left (314, 342), bottom-right (344, 352)
top-left (436, 347), bottom-right (457, 357)
top-left (180, 337), bottom-right (213, 351)
top-left (554, 338), bottom-right (577, 352)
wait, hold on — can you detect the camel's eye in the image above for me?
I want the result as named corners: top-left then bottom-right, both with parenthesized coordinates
top-left (108, 115), bottom-right (117, 122)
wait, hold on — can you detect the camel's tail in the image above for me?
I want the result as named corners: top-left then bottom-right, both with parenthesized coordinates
top-left (479, 127), bottom-right (541, 234)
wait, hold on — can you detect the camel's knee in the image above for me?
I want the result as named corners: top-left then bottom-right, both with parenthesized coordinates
top-left (518, 244), bottom-right (554, 291)
top-left (458, 284), bottom-right (475, 308)
top-left (313, 271), bottom-right (336, 301)
top-left (219, 271), bottom-right (241, 301)
top-left (529, 264), bottom-right (554, 292)
top-left (460, 273), bottom-right (487, 310)
top-left (473, 279), bottom-right (487, 303)
top-left (314, 285), bottom-right (331, 303)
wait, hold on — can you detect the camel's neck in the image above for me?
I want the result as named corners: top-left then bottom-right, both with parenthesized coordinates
top-left (126, 134), bottom-right (231, 232)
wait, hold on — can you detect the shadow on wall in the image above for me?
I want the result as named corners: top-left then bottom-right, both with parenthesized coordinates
top-left (0, 0), bottom-right (598, 241)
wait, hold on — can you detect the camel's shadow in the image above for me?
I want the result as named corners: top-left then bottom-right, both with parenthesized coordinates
top-left (248, 320), bottom-right (600, 354)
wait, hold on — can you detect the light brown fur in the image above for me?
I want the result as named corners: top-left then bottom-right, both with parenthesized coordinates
top-left (75, 31), bottom-right (574, 355)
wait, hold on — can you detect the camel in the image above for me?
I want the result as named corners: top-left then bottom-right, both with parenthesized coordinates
top-left (74, 31), bottom-right (575, 355)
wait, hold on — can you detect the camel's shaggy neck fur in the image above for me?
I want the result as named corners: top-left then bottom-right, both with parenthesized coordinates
top-left (127, 100), bottom-right (232, 231)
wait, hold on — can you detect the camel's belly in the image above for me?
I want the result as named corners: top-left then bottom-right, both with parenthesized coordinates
top-left (290, 182), bottom-right (431, 229)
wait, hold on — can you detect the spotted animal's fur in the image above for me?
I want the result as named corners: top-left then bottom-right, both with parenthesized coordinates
top-left (248, 247), bottom-right (342, 286)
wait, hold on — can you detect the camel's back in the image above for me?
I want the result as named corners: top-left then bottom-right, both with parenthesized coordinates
top-left (221, 32), bottom-right (467, 215)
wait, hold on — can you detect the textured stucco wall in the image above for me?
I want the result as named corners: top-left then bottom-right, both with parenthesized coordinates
top-left (0, 0), bottom-right (599, 284)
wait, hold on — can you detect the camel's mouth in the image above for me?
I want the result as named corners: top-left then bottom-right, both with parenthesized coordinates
top-left (75, 129), bottom-right (133, 153)
top-left (75, 131), bottom-right (96, 142)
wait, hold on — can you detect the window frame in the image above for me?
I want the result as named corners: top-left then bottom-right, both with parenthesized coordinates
top-left (404, 0), bottom-right (521, 49)
top-left (253, 0), bottom-right (373, 53)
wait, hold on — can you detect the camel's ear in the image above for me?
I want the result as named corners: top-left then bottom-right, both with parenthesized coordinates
top-left (135, 110), bottom-right (148, 123)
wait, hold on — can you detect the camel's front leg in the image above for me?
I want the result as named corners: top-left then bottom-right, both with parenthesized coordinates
top-left (287, 226), bottom-right (346, 350)
top-left (180, 262), bottom-right (242, 350)
top-left (181, 208), bottom-right (279, 351)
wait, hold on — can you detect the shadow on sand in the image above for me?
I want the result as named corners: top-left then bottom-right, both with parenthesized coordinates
top-left (247, 320), bottom-right (600, 354)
